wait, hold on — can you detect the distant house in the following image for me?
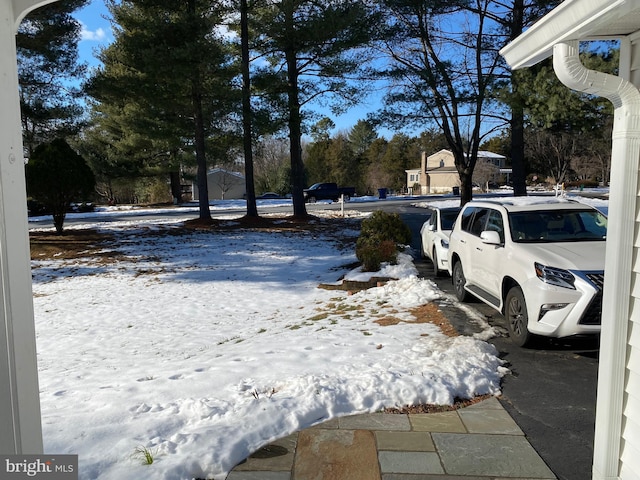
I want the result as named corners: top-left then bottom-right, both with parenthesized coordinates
top-left (405, 149), bottom-right (509, 194)
top-left (192, 168), bottom-right (246, 201)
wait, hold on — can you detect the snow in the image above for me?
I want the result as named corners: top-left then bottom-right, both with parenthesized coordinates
top-left (30, 191), bottom-right (605, 480)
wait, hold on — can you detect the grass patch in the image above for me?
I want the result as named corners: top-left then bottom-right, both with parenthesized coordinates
top-left (131, 446), bottom-right (157, 465)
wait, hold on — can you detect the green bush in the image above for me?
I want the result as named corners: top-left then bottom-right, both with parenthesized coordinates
top-left (355, 211), bottom-right (412, 272)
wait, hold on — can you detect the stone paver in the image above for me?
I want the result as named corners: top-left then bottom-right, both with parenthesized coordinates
top-left (225, 400), bottom-right (557, 480)
top-left (433, 432), bottom-right (556, 478)
top-left (382, 475), bottom-right (486, 480)
top-left (227, 472), bottom-right (291, 480)
top-left (378, 451), bottom-right (444, 475)
top-left (375, 431), bottom-right (435, 451)
top-left (409, 411), bottom-right (466, 433)
top-left (292, 428), bottom-right (381, 480)
top-left (458, 407), bottom-right (523, 435)
top-left (231, 434), bottom-right (297, 472)
top-left (465, 397), bottom-right (504, 410)
top-left (338, 413), bottom-right (411, 431)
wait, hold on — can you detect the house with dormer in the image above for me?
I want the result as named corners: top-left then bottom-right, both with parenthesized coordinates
top-left (406, 149), bottom-right (507, 194)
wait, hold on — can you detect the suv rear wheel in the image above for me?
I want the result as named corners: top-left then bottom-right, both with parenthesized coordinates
top-left (452, 261), bottom-right (469, 301)
top-left (505, 286), bottom-right (532, 347)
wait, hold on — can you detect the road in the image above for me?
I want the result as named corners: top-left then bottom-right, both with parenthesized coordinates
top-left (27, 196), bottom-right (433, 229)
top-left (399, 203), bottom-right (599, 480)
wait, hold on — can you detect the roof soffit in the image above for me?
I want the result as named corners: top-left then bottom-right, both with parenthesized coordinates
top-left (500, 0), bottom-right (640, 69)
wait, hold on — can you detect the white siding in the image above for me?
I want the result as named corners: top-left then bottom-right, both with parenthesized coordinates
top-left (622, 185), bottom-right (640, 479)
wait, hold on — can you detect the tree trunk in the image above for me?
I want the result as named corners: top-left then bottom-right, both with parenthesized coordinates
top-left (188, 0), bottom-right (211, 221)
top-left (509, 0), bottom-right (527, 197)
top-left (459, 172), bottom-right (474, 205)
top-left (53, 210), bottom-right (65, 235)
top-left (169, 170), bottom-right (182, 204)
top-left (241, 0), bottom-right (258, 218)
top-left (511, 101), bottom-right (527, 196)
top-left (284, 5), bottom-right (307, 217)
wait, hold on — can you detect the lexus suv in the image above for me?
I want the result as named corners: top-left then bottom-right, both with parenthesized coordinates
top-left (447, 198), bottom-right (607, 346)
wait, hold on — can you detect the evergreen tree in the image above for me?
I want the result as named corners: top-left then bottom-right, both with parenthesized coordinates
top-left (348, 120), bottom-right (378, 157)
top-left (17, 0), bottom-right (88, 156)
top-left (489, 0), bottom-right (560, 196)
top-left (250, 0), bottom-right (381, 216)
top-left (520, 48), bottom-right (616, 184)
top-left (417, 129), bottom-right (449, 155)
top-left (381, 133), bottom-right (421, 192)
top-left (85, 0), bottom-right (239, 218)
top-left (26, 138), bottom-right (95, 234)
top-left (363, 137), bottom-right (389, 194)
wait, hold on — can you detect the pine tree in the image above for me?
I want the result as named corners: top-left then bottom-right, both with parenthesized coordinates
top-left (250, 0), bottom-right (381, 216)
top-left (17, 0), bottom-right (88, 156)
top-left (85, 0), bottom-right (239, 218)
top-left (26, 139), bottom-right (95, 234)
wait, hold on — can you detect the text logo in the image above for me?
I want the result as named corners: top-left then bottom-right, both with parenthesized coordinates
top-left (1, 455), bottom-right (77, 479)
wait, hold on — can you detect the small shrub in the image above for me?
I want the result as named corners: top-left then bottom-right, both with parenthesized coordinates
top-left (356, 238), bottom-right (397, 271)
top-left (355, 211), bottom-right (412, 272)
top-left (359, 211), bottom-right (412, 246)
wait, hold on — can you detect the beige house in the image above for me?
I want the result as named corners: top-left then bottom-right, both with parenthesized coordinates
top-left (406, 149), bottom-right (507, 194)
top-left (192, 168), bottom-right (246, 201)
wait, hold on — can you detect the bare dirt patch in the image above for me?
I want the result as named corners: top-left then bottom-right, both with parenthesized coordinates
top-left (29, 229), bottom-right (119, 261)
top-left (373, 303), bottom-right (458, 337)
top-left (384, 394), bottom-right (495, 414)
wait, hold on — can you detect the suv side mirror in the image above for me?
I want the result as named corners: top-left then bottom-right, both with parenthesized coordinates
top-left (480, 230), bottom-right (502, 245)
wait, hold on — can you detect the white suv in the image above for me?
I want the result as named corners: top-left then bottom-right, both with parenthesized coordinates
top-left (447, 198), bottom-right (607, 346)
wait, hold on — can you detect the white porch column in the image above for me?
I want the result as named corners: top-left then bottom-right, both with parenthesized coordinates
top-left (0, 0), bottom-right (57, 454)
top-left (554, 40), bottom-right (640, 480)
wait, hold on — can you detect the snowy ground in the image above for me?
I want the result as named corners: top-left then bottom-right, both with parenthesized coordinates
top-left (30, 191), bottom-right (606, 480)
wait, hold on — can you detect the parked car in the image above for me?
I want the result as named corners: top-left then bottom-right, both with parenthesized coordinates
top-left (419, 206), bottom-right (461, 276)
top-left (447, 198), bottom-right (607, 346)
top-left (256, 192), bottom-right (284, 199)
top-left (303, 183), bottom-right (356, 203)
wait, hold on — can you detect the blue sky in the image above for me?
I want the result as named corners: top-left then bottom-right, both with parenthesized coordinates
top-left (73, 0), bottom-right (403, 140)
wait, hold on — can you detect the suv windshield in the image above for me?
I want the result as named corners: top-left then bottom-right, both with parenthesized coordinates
top-left (508, 209), bottom-right (607, 242)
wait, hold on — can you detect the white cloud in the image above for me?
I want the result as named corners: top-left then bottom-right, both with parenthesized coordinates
top-left (80, 22), bottom-right (107, 42)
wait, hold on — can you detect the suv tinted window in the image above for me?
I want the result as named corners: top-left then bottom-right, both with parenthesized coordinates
top-left (486, 210), bottom-right (505, 243)
top-left (469, 208), bottom-right (490, 236)
top-left (460, 207), bottom-right (477, 232)
top-left (440, 209), bottom-right (460, 230)
top-left (460, 207), bottom-right (493, 237)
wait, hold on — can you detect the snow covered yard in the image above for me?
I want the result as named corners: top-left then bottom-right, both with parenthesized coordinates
top-left (30, 212), bottom-right (506, 480)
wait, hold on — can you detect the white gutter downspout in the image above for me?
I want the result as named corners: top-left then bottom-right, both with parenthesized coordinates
top-left (554, 40), bottom-right (640, 480)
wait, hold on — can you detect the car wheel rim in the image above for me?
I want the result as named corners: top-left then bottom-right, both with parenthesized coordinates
top-left (454, 266), bottom-right (464, 294)
top-left (509, 297), bottom-right (525, 337)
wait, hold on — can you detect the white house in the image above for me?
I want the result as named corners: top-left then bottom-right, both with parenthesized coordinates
top-left (192, 168), bottom-right (246, 201)
top-left (501, 1), bottom-right (640, 479)
top-left (406, 149), bottom-right (508, 194)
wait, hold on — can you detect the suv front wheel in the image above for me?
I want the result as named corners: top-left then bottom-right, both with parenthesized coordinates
top-left (505, 286), bottom-right (532, 347)
top-left (452, 261), bottom-right (469, 302)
